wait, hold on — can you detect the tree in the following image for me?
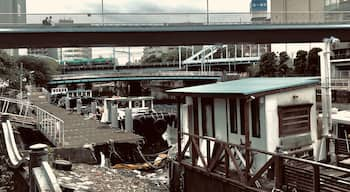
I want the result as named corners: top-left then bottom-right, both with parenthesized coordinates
top-left (259, 52), bottom-right (277, 76)
top-left (307, 47), bottom-right (322, 76)
top-left (0, 50), bottom-right (20, 89)
top-left (294, 50), bottom-right (308, 75)
top-left (278, 51), bottom-right (291, 76)
top-left (16, 55), bottom-right (59, 87)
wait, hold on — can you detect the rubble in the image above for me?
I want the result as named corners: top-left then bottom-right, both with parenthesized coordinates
top-left (54, 163), bottom-right (169, 192)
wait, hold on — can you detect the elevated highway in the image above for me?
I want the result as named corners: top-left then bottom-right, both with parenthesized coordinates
top-left (49, 71), bottom-right (224, 85)
top-left (1, 23), bottom-right (350, 48)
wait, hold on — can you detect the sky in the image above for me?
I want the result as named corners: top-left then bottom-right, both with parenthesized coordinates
top-left (25, 0), bottom-right (252, 64)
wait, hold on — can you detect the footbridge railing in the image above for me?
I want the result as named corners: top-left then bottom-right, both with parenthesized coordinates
top-left (0, 119), bottom-right (26, 168)
top-left (0, 117), bottom-right (62, 192)
top-left (0, 96), bottom-right (64, 147)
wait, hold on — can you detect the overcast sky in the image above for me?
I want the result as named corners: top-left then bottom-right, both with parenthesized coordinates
top-left (26, 0), bottom-right (252, 63)
top-left (27, 0), bottom-right (251, 13)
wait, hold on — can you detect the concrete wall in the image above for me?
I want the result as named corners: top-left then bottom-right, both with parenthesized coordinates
top-left (271, 0), bottom-right (324, 23)
top-left (265, 87), bottom-right (318, 158)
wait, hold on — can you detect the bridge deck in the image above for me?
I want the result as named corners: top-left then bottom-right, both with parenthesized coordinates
top-left (29, 91), bottom-right (142, 148)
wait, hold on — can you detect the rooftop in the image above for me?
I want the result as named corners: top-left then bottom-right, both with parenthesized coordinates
top-left (167, 77), bottom-right (320, 97)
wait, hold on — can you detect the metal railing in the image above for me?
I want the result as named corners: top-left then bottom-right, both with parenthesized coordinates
top-left (0, 96), bottom-right (64, 147)
top-left (1, 119), bottom-right (25, 168)
top-left (331, 78), bottom-right (350, 90)
top-left (3, 11), bottom-right (350, 26)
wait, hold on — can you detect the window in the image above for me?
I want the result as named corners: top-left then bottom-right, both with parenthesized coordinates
top-left (278, 104), bottom-right (312, 137)
top-left (240, 99), bottom-right (246, 135)
top-left (251, 98), bottom-right (260, 138)
top-left (229, 99), bottom-right (237, 133)
top-left (201, 98), bottom-right (214, 137)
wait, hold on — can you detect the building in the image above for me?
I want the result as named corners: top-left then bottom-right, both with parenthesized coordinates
top-left (0, 0), bottom-right (26, 24)
top-left (270, 0), bottom-right (324, 62)
top-left (250, 0), bottom-right (268, 23)
top-left (271, 0), bottom-right (324, 24)
top-left (58, 47), bottom-right (92, 61)
top-left (167, 77), bottom-right (328, 191)
top-left (27, 48), bottom-right (59, 59)
top-left (0, 0), bottom-right (26, 56)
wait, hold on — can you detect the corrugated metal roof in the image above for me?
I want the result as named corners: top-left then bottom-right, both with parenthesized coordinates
top-left (167, 77), bottom-right (319, 96)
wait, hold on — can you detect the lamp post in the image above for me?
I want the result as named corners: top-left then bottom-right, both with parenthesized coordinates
top-left (319, 36), bottom-right (340, 161)
top-left (101, 0), bottom-right (104, 25)
top-left (206, 0), bottom-right (209, 24)
top-left (19, 62), bottom-right (23, 100)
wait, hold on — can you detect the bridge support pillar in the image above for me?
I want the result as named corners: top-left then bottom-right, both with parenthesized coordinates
top-left (29, 143), bottom-right (48, 192)
top-left (111, 105), bottom-right (119, 130)
top-left (65, 97), bottom-right (70, 111)
top-left (125, 109), bottom-right (133, 133)
top-left (91, 101), bottom-right (97, 114)
top-left (77, 98), bottom-right (82, 114)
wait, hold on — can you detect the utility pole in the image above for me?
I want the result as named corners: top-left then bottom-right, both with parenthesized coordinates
top-left (206, 0), bottom-right (209, 24)
top-left (319, 36), bottom-right (339, 161)
top-left (19, 62), bottom-right (23, 100)
top-left (102, 0), bottom-right (104, 25)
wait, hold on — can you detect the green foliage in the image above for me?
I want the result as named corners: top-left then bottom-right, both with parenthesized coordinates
top-left (259, 52), bottom-right (278, 76)
top-left (306, 47), bottom-right (322, 75)
top-left (278, 51), bottom-right (291, 76)
top-left (294, 50), bottom-right (308, 74)
top-left (16, 55), bottom-right (59, 87)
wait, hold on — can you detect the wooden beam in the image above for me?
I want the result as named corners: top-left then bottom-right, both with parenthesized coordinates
top-left (274, 156), bottom-right (284, 190)
top-left (249, 157), bottom-right (274, 186)
top-left (313, 164), bottom-right (320, 192)
top-left (191, 137), bottom-right (207, 168)
top-left (244, 98), bottom-right (251, 184)
top-left (208, 143), bottom-right (224, 172)
top-left (176, 97), bottom-right (182, 161)
top-left (225, 146), bottom-right (242, 179)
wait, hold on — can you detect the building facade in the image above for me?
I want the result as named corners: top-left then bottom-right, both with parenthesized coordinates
top-left (0, 0), bottom-right (26, 56)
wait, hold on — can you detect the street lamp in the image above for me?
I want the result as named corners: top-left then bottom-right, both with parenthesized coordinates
top-left (102, 0), bottom-right (104, 25)
top-left (206, 0), bottom-right (209, 24)
top-left (319, 36), bottom-right (340, 161)
top-left (19, 62), bottom-right (23, 100)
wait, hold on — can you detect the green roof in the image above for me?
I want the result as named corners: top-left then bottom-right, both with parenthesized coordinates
top-left (167, 77), bottom-right (319, 97)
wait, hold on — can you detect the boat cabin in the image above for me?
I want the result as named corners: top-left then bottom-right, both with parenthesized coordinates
top-left (168, 77), bottom-right (320, 170)
top-left (101, 96), bottom-right (154, 123)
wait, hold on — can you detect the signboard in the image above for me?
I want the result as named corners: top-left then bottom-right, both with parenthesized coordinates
top-left (251, 0), bottom-right (268, 12)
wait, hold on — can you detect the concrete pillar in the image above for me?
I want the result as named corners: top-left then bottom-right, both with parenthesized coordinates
top-left (111, 105), bottom-right (119, 129)
top-left (125, 109), bottom-right (133, 132)
top-left (29, 143), bottom-right (48, 192)
top-left (91, 101), bottom-right (97, 114)
top-left (65, 97), bottom-right (70, 111)
top-left (76, 98), bottom-right (82, 114)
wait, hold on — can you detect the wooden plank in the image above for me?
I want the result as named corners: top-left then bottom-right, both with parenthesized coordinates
top-left (313, 164), bottom-right (320, 192)
top-left (191, 137), bottom-right (207, 168)
top-left (248, 157), bottom-right (274, 186)
top-left (208, 143), bottom-right (224, 172)
top-left (224, 146), bottom-right (242, 179)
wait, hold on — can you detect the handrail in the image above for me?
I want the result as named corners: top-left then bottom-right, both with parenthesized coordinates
top-left (32, 161), bottom-right (62, 192)
top-left (1, 120), bottom-right (25, 168)
top-left (0, 96), bottom-right (64, 147)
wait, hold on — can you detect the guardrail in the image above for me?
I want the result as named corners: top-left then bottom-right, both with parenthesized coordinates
top-left (0, 118), bottom-right (26, 168)
top-left (331, 79), bottom-right (350, 90)
top-left (3, 11), bottom-right (350, 26)
top-left (0, 96), bottom-right (64, 147)
top-left (29, 144), bottom-right (62, 192)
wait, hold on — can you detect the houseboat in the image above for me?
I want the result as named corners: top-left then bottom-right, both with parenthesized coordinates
top-left (166, 77), bottom-right (350, 192)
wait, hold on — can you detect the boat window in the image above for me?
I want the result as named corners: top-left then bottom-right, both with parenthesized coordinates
top-left (132, 100), bottom-right (142, 108)
top-left (278, 104), bottom-right (312, 137)
top-left (144, 100), bottom-right (152, 108)
top-left (229, 98), bottom-right (237, 134)
top-left (201, 97), bottom-right (214, 137)
top-left (118, 100), bottom-right (129, 108)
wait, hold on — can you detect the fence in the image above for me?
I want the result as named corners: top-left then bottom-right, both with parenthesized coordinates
top-left (0, 96), bottom-right (64, 147)
top-left (175, 132), bottom-right (350, 192)
top-left (3, 11), bottom-right (350, 26)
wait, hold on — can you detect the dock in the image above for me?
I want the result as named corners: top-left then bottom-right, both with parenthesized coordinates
top-left (29, 91), bottom-right (142, 148)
